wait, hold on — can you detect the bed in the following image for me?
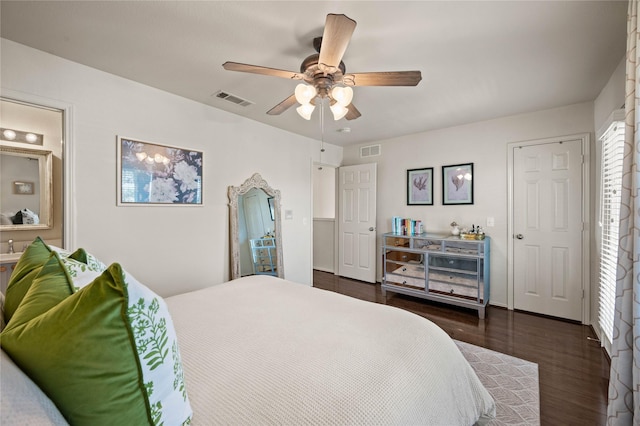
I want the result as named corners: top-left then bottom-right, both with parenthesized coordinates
top-left (1, 238), bottom-right (495, 425)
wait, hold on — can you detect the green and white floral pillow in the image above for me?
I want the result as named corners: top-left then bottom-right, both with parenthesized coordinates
top-left (60, 254), bottom-right (106, 291)
top-left (49, 243), bottom-right (107, 267)
top-left (1, 262), bottom-right (192, 425)
top-left (49, 245), bottom-right (108, 288)
top-left (45, 244), bottom-right (108, 292)
top-left (123, 265), bottom-right (191, 425)
top-left (67, 247), bottom-right (107, 273)
top-left (47, 244), bottom-right (72, 258)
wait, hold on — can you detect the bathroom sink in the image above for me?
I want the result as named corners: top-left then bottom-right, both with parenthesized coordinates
top-left (0, 252), bottom-right (23, 263)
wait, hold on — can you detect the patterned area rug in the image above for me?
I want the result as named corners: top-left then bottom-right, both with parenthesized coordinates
top-left (456, 340), bottom-right (540, 426)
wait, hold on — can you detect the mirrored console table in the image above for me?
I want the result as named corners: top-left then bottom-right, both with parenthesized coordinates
top-left (382, 233), bottom-right (490, 319)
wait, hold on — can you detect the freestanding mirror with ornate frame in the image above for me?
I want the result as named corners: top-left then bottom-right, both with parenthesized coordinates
top-left (229, 173), bottom-right (284, 280)
top-left (0, 144), bottom-right (53, 230)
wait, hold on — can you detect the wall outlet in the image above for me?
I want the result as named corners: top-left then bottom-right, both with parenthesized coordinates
top-left (285, 210), bottom-right (293, 220)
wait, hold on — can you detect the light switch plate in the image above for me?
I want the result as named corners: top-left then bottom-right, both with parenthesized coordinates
top-left (486, 217), bottom-right (495, 227)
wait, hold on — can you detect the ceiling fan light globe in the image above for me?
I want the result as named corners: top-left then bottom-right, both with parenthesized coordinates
top-left (330, 103), bottom-right (349, 120)
top-left (296, 103), bottom-right (315, 120)
top-left (331, 86), bottom-right (353, 107)
top-left (295, 84), bottom-right (317, 104)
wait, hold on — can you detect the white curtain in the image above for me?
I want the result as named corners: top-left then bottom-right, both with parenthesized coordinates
top-left (607, 1), bottom-right (640, 423)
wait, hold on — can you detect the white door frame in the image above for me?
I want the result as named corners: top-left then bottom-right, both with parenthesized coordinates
top-left (507, 133), bottom-right (590, 324)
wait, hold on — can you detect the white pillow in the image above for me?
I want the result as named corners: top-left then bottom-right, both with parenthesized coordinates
top-left (19, 209), bottom-right (39, 225)
top-left (1, 350), bottom-right (69, 425)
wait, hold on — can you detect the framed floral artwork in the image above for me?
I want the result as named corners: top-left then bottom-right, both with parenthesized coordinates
top-left (117, 136), bottom-right (203, 206)
top-left (13, 181), bottom-right (35, 195)
top-left (442, 163), bottom-right (473, 205)
top-left (407, 167), bottom-right (433, 205)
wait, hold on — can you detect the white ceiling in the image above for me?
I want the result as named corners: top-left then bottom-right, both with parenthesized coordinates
top-left (0, 1), bottom-right (627, 147)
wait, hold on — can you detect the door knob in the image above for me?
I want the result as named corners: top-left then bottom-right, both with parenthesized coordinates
top-left (515, 234), bottom-right (524, 239)
top-left (369, 227), bottom-right (375, 231)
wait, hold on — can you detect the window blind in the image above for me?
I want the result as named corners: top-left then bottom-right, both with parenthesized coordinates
top-left (598, 119), bottom-right (625, 351)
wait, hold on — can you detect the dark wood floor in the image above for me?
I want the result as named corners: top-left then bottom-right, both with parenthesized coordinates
top-left (313, 270), bottom-right (610, 426)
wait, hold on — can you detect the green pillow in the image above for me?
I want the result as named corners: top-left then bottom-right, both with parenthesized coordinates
top-left (1, 262), bottom-right (192, 426)
top-left (4, 237), bottom-right (52, 322)
top-left (0, 292), bottom-right (5, 332)
top-left (4, 236), bottom-right (108, 322)
top-left (6, 252), bottom-right (75, 329)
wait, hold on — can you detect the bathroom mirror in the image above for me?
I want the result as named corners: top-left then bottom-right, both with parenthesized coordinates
top-left (229, 173), bottom-right (284, 280)
top-left (0, 145), bottom-right (53, 230)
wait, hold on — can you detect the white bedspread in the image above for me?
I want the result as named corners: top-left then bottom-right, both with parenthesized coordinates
top-left (166, 275), bottom-right (496, 425)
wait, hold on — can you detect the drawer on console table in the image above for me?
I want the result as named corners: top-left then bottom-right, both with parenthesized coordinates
top-left (384, 245), bottom-right (425, 290)
top-left (385, 262), bottom-right (426, 290)
top-left (383, 234), bottom-right (412, 249)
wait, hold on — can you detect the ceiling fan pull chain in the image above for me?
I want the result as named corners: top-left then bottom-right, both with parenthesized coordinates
top-left (320, 98), bottom-right (326, 153)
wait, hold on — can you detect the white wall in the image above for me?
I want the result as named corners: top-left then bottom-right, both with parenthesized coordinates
top-left (594, 57), bottom-right (626, 132)
top-left (1, 38), bottom-right (342, 297)
top-left (342, 102), bottom-right (595, 308)
top-left (313, 219), bottom-right (335, 273)
top-left (312, 166), bottom-right (336, 219)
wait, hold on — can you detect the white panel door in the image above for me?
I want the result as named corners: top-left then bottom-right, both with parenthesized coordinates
top-left (338, 163), bottom-right (377, 283)
top-left (243, 193), bottom-right (266, 240)
top-left (513, 139), bottom-right (583, 321)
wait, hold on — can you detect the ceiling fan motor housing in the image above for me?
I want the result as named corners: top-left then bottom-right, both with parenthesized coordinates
top-left (300, 53), bottom-right (346, 98)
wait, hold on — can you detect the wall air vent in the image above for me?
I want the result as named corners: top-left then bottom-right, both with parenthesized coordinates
top-left (212, 90), bottom-right (254, 107)
top-left (360, 144), bottom-right (381, 158)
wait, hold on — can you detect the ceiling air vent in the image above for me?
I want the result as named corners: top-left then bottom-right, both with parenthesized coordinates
top-left (360, 144), bottom-right (381, 158)
top-left (213, 90), bottom-right (254, 107)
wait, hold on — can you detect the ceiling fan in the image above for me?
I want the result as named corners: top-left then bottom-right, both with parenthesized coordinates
top-left (222, 13), bottom-right (422, 121)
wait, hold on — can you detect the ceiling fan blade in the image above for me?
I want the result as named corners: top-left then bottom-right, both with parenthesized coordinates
top-left (222, 62), bottom-right (304, 80)
top-left (267, 94), bottom-right (297, 115)
top-left (346, 103), bottom-right (361, 120)
top-left (318, 14), bottom-right (357, 70)
top-left (344, 71), bottom-right (422, 86)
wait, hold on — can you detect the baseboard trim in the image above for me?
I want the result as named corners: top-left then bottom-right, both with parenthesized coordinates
top-left (313, 267), bottom-right (335, 274)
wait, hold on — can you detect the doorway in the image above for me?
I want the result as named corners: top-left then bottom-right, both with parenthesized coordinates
top-left (0, 98), bottom-right (65, 247)
top-left (312, 164), bottom-right (337, 273)
top-left (507, 134), bottom-right (590, 323)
